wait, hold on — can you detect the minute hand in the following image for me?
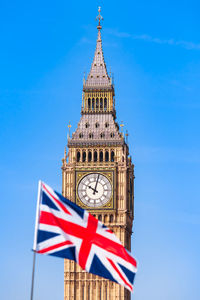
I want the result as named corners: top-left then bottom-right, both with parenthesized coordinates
top-left (93, 174), bottom-right (100, 195)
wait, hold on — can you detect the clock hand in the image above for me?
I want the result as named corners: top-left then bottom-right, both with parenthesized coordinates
top-left (93, 174), bottom-right (100, 195)
top-left (88, 186), bottom-right (97, 193)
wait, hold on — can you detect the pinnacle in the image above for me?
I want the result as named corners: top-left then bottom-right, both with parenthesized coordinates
top-left (84, 28), bottom-right (111, 89)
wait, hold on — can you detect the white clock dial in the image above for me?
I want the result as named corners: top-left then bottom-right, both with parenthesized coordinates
top-left (78, 173), bottom-right (112, 208)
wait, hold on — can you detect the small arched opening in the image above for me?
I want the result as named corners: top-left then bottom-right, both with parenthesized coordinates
top-left (100, 98), bottom-right (103, 111)
top-left (82, 151), bottom-right (86, 162)
top-left (100, 151), bottom-right (103, 162)
top-left (94, 151), bottom-right (98, 162)
top-left (77, 151), bottom-right (80, 162)
top-left (92, 98), bottom-right (95, 111)
top-left (111, 151), bottom-right (114, 162)
top-left (88, 98), bottom-right (91, 110)
top-left (105, 151), bottom-right (109, 162)
top-left (96, 98), bottom-right (99, 110)
top-left (104, 98), bottom-right (107, 111)
top-left (88, 151), bottom-right (92, 162)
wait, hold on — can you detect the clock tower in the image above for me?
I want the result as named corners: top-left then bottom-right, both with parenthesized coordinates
top-left (62, 8), bottom-right (134, 300)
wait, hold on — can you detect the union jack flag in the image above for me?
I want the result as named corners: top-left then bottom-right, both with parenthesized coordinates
top-left (33, 181), bottom-right (137, 292)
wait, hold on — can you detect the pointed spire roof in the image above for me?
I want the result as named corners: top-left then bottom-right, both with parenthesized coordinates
top-left (84, 7), bottom-right (112, 89)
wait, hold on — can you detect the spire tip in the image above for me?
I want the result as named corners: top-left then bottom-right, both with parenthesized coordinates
top-left (96, 6), bottom-right (103, 30)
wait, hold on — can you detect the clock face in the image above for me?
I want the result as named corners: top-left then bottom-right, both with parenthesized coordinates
top-left (78, 173), bottom-right (112, 208)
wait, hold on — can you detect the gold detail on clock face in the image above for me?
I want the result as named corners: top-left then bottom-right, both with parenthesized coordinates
top-left (78, 173), bottom-right (112, 208)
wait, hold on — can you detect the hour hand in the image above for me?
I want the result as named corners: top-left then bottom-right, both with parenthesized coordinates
top-left (88, 186), bottom-right (98, 193)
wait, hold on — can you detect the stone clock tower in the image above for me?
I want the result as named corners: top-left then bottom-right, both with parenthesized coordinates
top-left (62, 8), bottom-right (134, 300)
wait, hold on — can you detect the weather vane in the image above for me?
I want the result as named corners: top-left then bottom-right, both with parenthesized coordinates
top-left (96, 6), bottom-right (103, 29)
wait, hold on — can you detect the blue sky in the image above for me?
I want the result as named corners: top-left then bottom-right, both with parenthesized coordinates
top-left (0, 1), bottom-right (200, 299)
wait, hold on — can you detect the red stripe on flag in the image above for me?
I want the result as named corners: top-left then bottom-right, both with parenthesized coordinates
top-left (107, 258), bottom-right (133, 291)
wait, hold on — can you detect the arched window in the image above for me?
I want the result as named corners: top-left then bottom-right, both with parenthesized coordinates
top-left (88, 285), bottom-right (90, 300)
top-left (85, 122), bottom-right (89, 128)
top-left (104, 98), bottom-right (107, 111)
top-left (105, 151), bottom-right (109, 162)
top-left (95, 122), bottom-right (99, 128)
top-left (79, 133), bottom-right (83, 138)
top-left (110, 132), bottom-right (115, 138)
top-left (88, 151), bottom-right (92, 162)
top-left (100, 98), bottom-right (103, 111)
top-left (96, 98), bottom-right (99, 110)
top-left (82, 151), bottom-right (86, 162)
top-left (92, 98), bottom-right (95, 111)
top-left (89, 133), bottom-right (93, 139)
top-left (94, 151), bottom-right (97, 162)
top-left (77, 151), bottom-right (80, 162)
top-left (105, 122), bottom-right (109, 128)
top-left (111, 151), bottom-right (114, 162)
top-left (88, 98), bottom-right (91, 110)
top-left (98, 215), bottom-right (102, 221)
top-left (100, 132), bottom-right (105, 139)
top-left (104, 215), bottom-right (108, 223)
top-left (110, 215), bottom-right (114, 223)
top-left (100, 151), bottom-right (103, 162)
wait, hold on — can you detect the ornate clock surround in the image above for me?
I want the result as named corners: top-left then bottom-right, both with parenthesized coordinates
top-left (75, 169), bottom-right (116, 211)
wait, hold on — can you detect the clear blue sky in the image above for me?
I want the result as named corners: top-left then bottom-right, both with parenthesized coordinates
top-left (0, 1), bottom-right (200, 299)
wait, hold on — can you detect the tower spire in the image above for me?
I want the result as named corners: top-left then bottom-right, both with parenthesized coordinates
top-left (83, 7), bottom-right (111, 89)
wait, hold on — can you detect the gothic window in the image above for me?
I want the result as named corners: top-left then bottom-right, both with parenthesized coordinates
top-left (100, 98), bottom-right (103, 110)
top-left (98, 215), bottom-right (102, 221)
top-left (77, 151), bottom-right (80, 162)
top-left (88, 98), bottom-right (91, 110)
top-left (89, 133), bottom-right (93, 139)
top-left (94, 151), bottom-right (97, 162)
top-left (105, 151), bottom-right (109, 162)
top-left (100, 151), bottom-right (103, 162)
top-left (85, 122), bottom-right (89, 128)
top-left (92, 98), bottom-right (95, 111)
top-left (79, 133), bottom-right (83, 138)
top-left (110, 215), bottom-right (114, 223)
top-left (104, 215), bottom-right (108, 222)
top-left (111, 151), bottom-right (114, 162)
top-left (96, 98), bottom-right (99, 110)
top-left (88, 151), bottom-right (92, 162)
top-left (110, 132), bottom-right (115, 138)
top-left (82, 151), bottom-right (86, 162)
top-left (100, 132), bottom-right (105, 139)
top-left (104, 98), bottom-right (107, 111)
top-left (88, 285), bottom-right (90, 300)
top-left (105, 122), bottom-right (109, 128)
top-left (95, 122), bottom-right (99, 128)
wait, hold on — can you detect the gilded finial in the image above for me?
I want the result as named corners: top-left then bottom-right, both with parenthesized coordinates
top-left (68, 121), bottom-right (72, 139)
top-left (125, 130), bottom-right (129, 144)
top-left (120, 121), bottom-right (124, 137)
top-left (96, 6), bottom-right (103, 30)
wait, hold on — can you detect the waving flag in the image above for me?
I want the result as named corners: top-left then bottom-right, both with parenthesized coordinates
top-left (33, 181), bottom-right (137, 292)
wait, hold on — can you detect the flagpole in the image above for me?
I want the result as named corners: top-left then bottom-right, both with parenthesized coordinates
top-left (30, 180), bottom-right (42, 300)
